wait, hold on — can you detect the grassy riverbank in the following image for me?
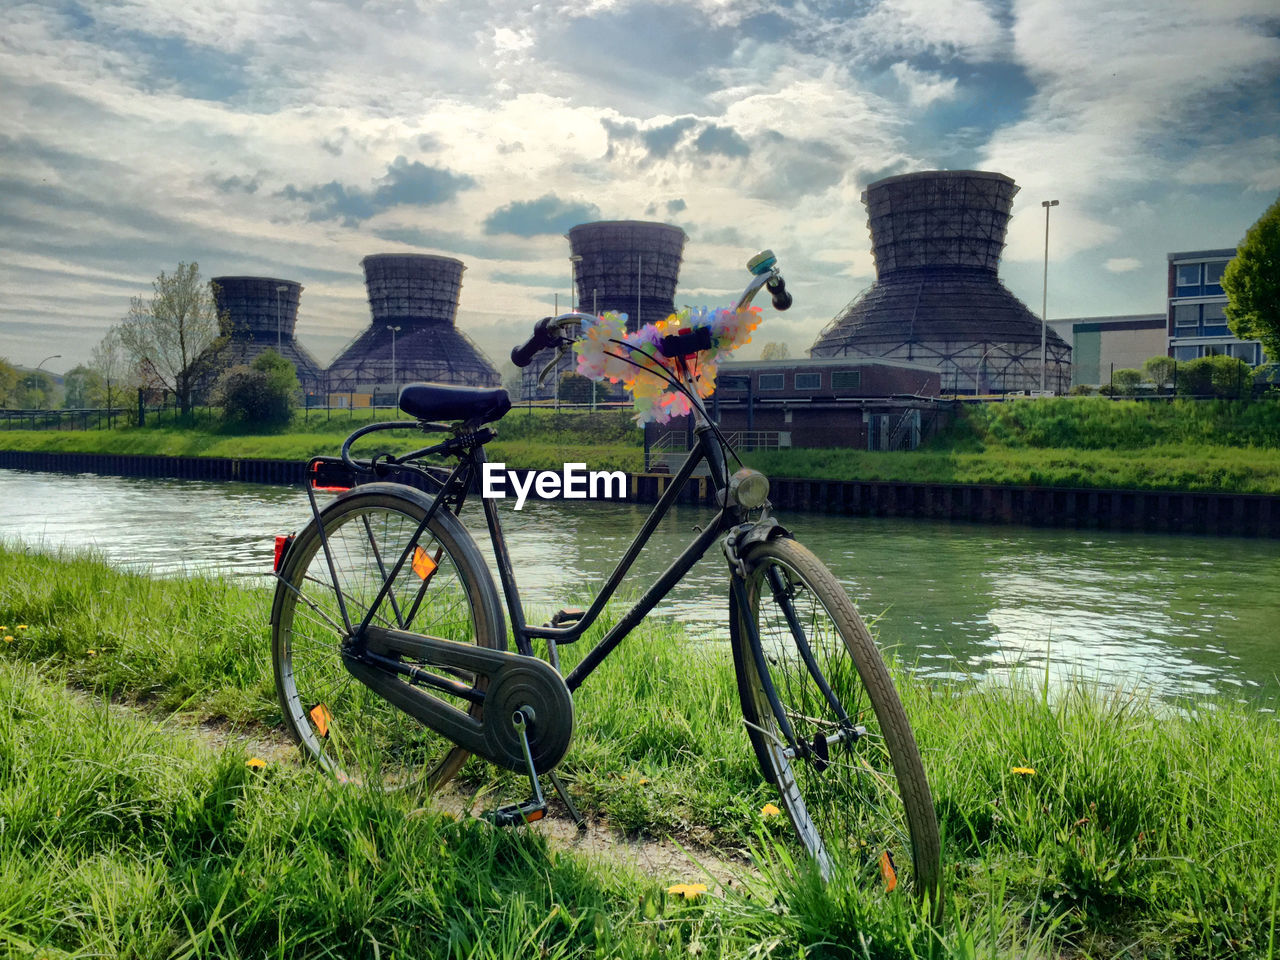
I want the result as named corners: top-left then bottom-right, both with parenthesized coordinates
top-left (3, 543), bottom-right (1278, 958)
top-left (4, 397), bottom-right (1280, 494)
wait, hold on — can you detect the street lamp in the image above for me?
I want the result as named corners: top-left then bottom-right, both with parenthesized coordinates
top-left (1040, 200), bottom-right (1059, 394)
top-left (386, 325), bottom-right (401, 401)
top-left (275, 284), bottom-right (289, 351)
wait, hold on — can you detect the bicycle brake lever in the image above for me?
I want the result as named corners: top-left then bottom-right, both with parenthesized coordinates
top-left (536, 344), bottom-right (572, 387)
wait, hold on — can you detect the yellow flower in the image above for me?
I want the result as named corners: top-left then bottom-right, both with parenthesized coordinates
top-left (17, 625), bottom-right (28, 631)
top-left (1011, 766), bottom-right (1036, 776)
top-left (87, 649), bottom-right (96, 657)
top-left (666, 883), bottom-right (708, 900)
top-left (246, 757), bottom-right (267, 770)
top-left (3, 636), bottom-right (12, 644)
top-left (638, 778), bottom-right (650, 785)
top-left (761, 802), bottom-right (781, 817)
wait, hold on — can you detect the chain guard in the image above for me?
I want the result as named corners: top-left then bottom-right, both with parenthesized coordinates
top-left (344, 625), bottom-right (574, 774)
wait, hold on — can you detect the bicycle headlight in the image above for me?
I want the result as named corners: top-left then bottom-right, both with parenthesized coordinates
top-left (728, 468), bottom-right (770, 509)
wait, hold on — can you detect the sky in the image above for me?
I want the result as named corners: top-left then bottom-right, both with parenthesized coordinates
top-left (2, 0), bottom-right (1278, 375)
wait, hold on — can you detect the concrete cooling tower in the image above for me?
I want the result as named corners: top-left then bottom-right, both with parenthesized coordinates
top-left (198, 277), bottom-right (324, 396)
top-left (810, 171), bottom-right (1071, 394)
top-left (568, 220), bottom-right (687, 332)
top-left (326, 254), bottom-right (500, 394)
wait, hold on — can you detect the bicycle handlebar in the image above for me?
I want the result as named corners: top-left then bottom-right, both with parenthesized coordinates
top-left (510, 253), bottom-right (790, 366)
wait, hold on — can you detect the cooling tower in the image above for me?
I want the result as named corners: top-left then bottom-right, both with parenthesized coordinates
top-left (568, 221), bottom-right (686, 332)
top-left (810, 171), bottom-right (1071, 394)
top-left (193, 276), bottom-right (324, 397)
top-left (326, 254), bottom-right (500, 394)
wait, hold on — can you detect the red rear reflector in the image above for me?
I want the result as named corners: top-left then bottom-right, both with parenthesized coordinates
top-left (310, 485), bottom-right (352, 492)
top-left (523, 809), bottom-right (545, 822)
top-left (273, 535), bottom-right (295, 572)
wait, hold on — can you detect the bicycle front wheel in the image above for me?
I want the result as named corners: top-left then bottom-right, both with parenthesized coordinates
top-left (271, 483), bottom-right (505, 789)
top-left (731, 536), bottom-right (941, 903)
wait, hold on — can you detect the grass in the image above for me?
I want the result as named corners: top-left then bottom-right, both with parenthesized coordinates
top-left (6, 397), bottom-right (1280, 494)
top-left (3, 542), bottom-right (1279, 957)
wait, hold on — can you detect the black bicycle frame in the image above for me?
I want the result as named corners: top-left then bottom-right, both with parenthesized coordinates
top-left (471, 416), bottom-right (741, 692)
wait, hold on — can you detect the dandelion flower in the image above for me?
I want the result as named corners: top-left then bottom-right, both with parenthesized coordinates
top-left (638, 778), bottom-right (650, 785)
top-left (667, 882), bottom-right (708, 900)
top-left (87, 649), bottom-right (96, 657)
top-left (246, 757), bottom-right (267, 770)
top-left (1011, 766), bottom-right (1035, 776)
top-left (3, 636), bottom-right (12, 644)
top-left (761, 802), bottom-right (781, 817)
top-left (17, 625), bottom-right (27, 631)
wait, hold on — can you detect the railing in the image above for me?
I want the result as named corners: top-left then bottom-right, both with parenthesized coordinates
top-left (645, 430), bottom-right (786, 472)
top-left (0, 408), bottom-right (129, 431)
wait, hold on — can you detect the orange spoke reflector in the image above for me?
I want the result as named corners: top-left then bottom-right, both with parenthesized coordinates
top-left (879, 850), bottom-right (898, 892)
top-left (412, 546), bottom-right (438, 580)
top-left (523, 809), bottom-right (545, 822)
top-left (309, 703), bottom-right (332, 738)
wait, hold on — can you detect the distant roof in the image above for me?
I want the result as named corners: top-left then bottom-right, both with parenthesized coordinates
top-left (1051, 314), bottom-right (1165, 327)
top-left (1167, 249), bottom-right (1236, 261)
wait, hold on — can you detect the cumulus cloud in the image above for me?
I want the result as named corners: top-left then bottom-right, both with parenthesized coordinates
top-left (278, 157), bottom-right (475, 225)
top-left (483, 194), bottom-right (603, 237)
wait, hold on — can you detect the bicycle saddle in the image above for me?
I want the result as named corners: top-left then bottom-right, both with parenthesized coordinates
top-left (398, 383), bottom-right (512, 425)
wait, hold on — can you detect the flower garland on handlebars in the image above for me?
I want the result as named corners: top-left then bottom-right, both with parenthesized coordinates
top-left (573, 305), bottom-right (762, 424)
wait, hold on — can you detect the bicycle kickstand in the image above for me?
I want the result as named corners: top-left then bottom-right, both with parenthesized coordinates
top-left (485, 708), bottom-right (586, 828)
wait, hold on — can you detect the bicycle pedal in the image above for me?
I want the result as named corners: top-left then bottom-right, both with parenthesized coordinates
top-left (484, 798), bottom-right (548, 827)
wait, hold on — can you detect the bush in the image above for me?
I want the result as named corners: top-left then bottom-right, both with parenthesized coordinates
top-left (1068, 384), bottom-right (1096, 396)
top-left (1175, 355), bottom-right (1252, 399)
top-left (1111, 368), bottom-right (1143, 395)
top-left (214, 350), bottom-right (299, 427)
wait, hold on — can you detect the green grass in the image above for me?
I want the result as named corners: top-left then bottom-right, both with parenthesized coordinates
top-left (3, 543), bottom-right (1279, 957)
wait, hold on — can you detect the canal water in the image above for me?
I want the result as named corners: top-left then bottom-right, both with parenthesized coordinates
top-left (2, 469), bottom-right (1277, 704)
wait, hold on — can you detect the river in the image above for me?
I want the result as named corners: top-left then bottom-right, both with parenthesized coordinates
top-left (2, 469), bottom-right (1277, 704)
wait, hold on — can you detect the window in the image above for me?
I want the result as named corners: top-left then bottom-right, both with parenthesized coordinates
top-left (1230, 343), bottom-right (1259, 364)
top-left (1174, 345), bottom-right (1199, 361)
top-left (1175, 263), bottom-right (1201, 288)
top-left (1201, 302), bottom-right (1229, 336)
top-left (758, 373), bottom-right (784, 391)
top-left (1204, 261), bottom-right (1227, 288)
top-left (1173, 304), bottom-right (1199, 331)
top-left (831, 370), bottom-right (862, 391)
top-left (794, 372), bottom-right (821, 390)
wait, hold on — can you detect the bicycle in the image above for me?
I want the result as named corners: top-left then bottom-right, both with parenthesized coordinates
top-left (269, 251), bottom-right (942, 903)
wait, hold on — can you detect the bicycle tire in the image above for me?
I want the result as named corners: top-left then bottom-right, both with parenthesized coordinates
top-left (271, 483), bottom-right (506, 789)
top-left (730, 536), bottom-right (941, 904)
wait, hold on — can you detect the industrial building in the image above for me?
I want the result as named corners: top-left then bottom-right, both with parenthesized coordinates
top-left (810, 170), bottom-right (1072, 395)
top-left (326, 254), bottom-right (500, 402)
top-left (520, 220), bottom-right (687, 401)
top-left (195, 277), bottom-right (325, 399)
top-left (1048, 314), bottom-right (1167, 388)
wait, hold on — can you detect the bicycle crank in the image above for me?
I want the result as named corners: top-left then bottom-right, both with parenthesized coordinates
top-left (343, 624), bottom-right (574, 774)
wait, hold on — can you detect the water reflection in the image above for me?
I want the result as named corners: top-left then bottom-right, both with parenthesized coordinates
top-left (2, 469), bottom-right (1277, 703)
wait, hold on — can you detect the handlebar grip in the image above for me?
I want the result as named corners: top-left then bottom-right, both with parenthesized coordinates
top-left (767, 277), bottom-right (793, 311)
top-left (511, 317), bottom-right (554, 367)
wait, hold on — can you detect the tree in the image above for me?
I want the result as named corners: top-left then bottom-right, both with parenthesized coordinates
top-left (0, 357), bottom-right (18, 408)
top-left (760, 341), bottom-right (791, 361)
top-left (89, 326), bottom-right (135, 425)
top-left (215, 350), bottom-right (300, 427)
top-left (558, 370), bottom-right (610, 404)
top-left (116, 262), bottom-right (225, 416)
top-left (1143, 355), bottom-right (1176, 395)
top-left (62, 365), bottom-right (104, 408)
top-left (1222, 195), bottom-right (1280, 362)
top-left (15, 370), bottom-right (57, 409)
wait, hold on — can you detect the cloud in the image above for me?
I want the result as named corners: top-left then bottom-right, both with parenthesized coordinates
top-left (890, 62), bottom-right (959, 108)
top-left (693, 124), bottom-right (750, 158)
top-left (1104, 257), bottom-right (1142, 273)
top-left (603, 115), bottom-right (751, 164)
top-left (483, 194), bottom-right (603, 236)
top-left (278, 157), bottom-right (475, 226)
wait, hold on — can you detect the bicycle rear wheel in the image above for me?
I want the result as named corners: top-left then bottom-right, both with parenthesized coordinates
top-left (731, 536), bottom-right (941, 903)
top-left (271, 483), bottom-right (505, 789)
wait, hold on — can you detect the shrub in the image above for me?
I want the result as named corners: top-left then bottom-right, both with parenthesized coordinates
top-left (215, 350), bottom-right (299, 427)
top-left (1175, 355), bottom-right (1252, 399)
